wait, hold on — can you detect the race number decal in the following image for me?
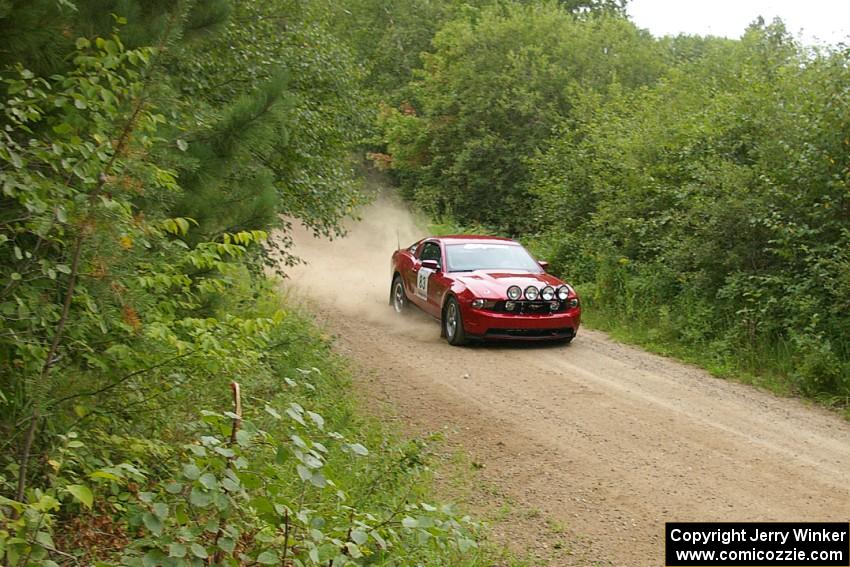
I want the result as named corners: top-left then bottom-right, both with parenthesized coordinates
top-left (416, 268), bottom-right (434, 300)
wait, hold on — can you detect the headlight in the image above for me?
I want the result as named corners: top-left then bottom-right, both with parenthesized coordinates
top-left (524, 286), bottom-right (539, 301)
top-left (471, 299), bottom-right (485, 309)
top-left (507, 285), bottom-right (522, 300)
top-left (568, 298), bottom-right (580, 308)
top-left (557, 285), bottom-right (570, 300)
top-left (541, 286), bottom-right (555, 301)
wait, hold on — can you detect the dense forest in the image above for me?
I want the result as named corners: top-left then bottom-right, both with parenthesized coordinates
top-left (1, 0), bottom-right (848, 564)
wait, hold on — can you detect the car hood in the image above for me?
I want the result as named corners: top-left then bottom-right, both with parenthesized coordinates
top-left (453, 270), bottom-right (566, 299)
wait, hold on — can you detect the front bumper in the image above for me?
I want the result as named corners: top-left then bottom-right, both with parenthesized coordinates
top-left (461, 304), bottom-right (581, 341)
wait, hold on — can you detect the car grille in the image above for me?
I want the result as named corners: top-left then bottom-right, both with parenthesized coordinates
top-left (491, 300), bottom-right (566, 315)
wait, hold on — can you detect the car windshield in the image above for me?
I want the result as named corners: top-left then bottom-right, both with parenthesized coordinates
top-left (445, 243), bottom-right (542, 273)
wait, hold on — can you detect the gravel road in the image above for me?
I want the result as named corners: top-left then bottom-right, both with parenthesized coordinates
top-left (280, 193), bottom-right (850, 566)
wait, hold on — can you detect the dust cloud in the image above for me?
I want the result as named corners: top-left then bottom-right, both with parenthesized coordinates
top-left (275, 189), bottom-right (438, 340)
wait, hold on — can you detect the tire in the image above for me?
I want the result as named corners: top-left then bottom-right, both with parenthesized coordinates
top-left (390, 275), bottom-right (409, 314)
top-left (443, 297), bottom-right (467, 346)
top-left (556, 331), bottom-right (576, 345)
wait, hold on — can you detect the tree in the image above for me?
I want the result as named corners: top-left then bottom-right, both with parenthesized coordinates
top-left (529, 18), bottom-right (850, 393)
top-left (0, 0), bottom-right (367, 514)
top-left (378, 2), bottom-right (664, 231)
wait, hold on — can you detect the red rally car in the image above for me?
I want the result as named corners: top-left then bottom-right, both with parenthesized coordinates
top-left (390, 235), bottom-right (581, 345)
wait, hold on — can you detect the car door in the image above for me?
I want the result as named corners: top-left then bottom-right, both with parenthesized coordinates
top-left (427, 262), bottom-right (452, 319)
top-left (406, 240), bottom-right (436, 315)
top-left (415, 240), bottom-right (452, 318)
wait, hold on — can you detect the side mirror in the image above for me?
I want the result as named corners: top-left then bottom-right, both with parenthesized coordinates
top-left (421, 259), bottom-right (440, 271)
top-left (538, 260), bottom-right (550, 271)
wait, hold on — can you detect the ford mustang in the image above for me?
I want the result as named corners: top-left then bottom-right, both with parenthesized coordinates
top-left (389, 235), bottom-right (581, 345)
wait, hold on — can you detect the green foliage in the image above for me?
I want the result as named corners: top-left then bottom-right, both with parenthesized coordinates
top-left (0, 23), bottom-right (276, 531)
top-left (377, 2), bottom-right (664, 231)
top-left (119, 382), bottom-right (479, 566)
top-left (0, 295), bottom-right (483, 565)
top-left (322, 0), bottom-right (473, 98)
top-left (529, 20), bottom-right (850, 397)
top-left (162, 0), bottom-right (369, 246)
top-left (322, 0), bottom-right (629, 102)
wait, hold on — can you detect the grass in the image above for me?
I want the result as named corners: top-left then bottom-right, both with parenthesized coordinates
top-left (587, 318), bottom-right (850, 421)
top-left (572, 287), bottom-right (847, 416)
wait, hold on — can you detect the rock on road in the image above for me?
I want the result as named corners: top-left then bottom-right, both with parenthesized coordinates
top-left (278, 191), bottom-right (850, 566)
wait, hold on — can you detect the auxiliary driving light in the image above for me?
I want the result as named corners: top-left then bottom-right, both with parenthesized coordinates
top-left (524, 286), bottom-right (539, 301)
top-left (541, 286), bottom-right (555, 301)
top-left (557, 285), bottom-right (570, 300)
top-left (507, 285), bottom-right (522, 300)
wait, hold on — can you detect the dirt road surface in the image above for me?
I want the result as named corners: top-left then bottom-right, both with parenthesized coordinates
top-left (279, 192), bottom-right (850, 566)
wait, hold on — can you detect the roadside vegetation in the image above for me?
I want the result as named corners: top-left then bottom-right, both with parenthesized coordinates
top-left (371, 2), bottom-right (850, 409)
top-left (0, 1), bottom-right (503, 564)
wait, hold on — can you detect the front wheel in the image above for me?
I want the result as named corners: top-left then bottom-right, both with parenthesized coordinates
top-left (390, 275), bottom-right (408, 314)
top-left (443, 297), bottom-right (467, 346)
